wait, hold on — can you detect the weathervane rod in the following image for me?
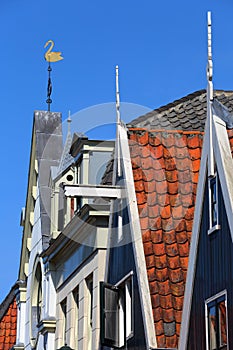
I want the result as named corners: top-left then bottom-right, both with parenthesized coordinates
top-left (46, 62), bottom-right (52, 112)
top-left (44, 40), bottom-right (63, 112)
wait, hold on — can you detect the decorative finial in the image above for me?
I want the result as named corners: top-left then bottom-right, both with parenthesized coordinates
top-left (207, 12), bottom-right (213, 95)
top-left (116, 65), bottom-right (121, 124)
top-left (44, 40), bottom-right (63, 63)
top-left (207, 11), bottom-right (214, 177)
top-left (44, 40), bottom-right (63, 112)
top-left (67, 111), bottom-right (72, 133)
top-left (115, 65), bottom-right (121, 177)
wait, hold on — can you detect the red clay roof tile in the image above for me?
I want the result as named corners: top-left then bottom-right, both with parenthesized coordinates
top-left (128, 128), bottom-right (203, 347)
top-left (0, 297), bottom-right (17, 350)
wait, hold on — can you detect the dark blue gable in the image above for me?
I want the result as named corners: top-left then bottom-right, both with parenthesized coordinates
top-left (187, 176), bottom-right (233, 349)
top-left (106, 204), bottom-right (147, 349)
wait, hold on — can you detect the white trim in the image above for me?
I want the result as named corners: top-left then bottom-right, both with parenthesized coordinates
top-left (179, 136), bottom-right (208, 350)
top-left (119, 124), bottom-right (157, 349)
top-left (205, 289), bottom-right (227, 304)
top-left (212, 113), bottom-right (233, 241)
top-left (207, 224), bottom-right (221, 235)
top-left (115, 270), bottom-right (134, 287)
top-left (63, 184), bottom-right (123, 199)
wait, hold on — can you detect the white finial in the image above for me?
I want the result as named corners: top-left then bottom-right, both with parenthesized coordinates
top-left (207, 11), bottom-right (214, 177)
top-left (115, 65), bottom-right (121, 177)
top-left (67, 110), bottom-right (72, 133)
top-left (116, 65), bottom-right (121, 124)
top-left (207, 11), bottom-right (213, 91)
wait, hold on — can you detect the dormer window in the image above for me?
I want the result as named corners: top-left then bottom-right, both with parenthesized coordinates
top-left (208, 173), bottom-right (220, 234)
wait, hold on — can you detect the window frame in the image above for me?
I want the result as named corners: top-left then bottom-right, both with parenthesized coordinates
top-left (72, 287), bottom-right (79, 350)
top-left (86, 274), bottom-right (93, 350)
top-left (100, 271), bottom-right (134, 348)
top-left (30, 261), bottom-right (43, 347)
top-left (208, 173), bottom-right (221, 234)
top-left (205, 290), bottom-right (228, 350)
top-left (60, 298), bottom-right (67, 345)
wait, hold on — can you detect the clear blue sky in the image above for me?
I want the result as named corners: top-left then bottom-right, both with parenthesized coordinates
top-left (0, 0), bottom-right (233, 302)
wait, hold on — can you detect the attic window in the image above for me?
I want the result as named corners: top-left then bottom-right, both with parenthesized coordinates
top-left (100, 272), bottom-right (133, 348)
top-left (208, 173), bottom-right (220, 234)
top-left (206, 292), bottom-right (228, 350)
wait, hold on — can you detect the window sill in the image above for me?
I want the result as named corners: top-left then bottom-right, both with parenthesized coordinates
top-left (208, 224), bottom-right (221, 235)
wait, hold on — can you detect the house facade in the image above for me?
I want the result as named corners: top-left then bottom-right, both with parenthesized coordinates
top-left (12, 109), bottom-right (115, 350)
top-left (2, 13), bottom-right (233, 350)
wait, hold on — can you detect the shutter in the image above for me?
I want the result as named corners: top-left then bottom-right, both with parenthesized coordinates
top-left (100, 282), bottom-right (124, 348)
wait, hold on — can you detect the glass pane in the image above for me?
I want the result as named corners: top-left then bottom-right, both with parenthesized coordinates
top-left (211, 179), bottom-right (217, 225)
top-left (209, 305), bottom-right (217, 350)
top-left (218, 300), bottom-right (227, 346)
top-left (104, 287), bottom-right (119, 344)
top-left (125, 280), bottom-right (132, 338)
top-left (212, 203), bottom-right (217, 226)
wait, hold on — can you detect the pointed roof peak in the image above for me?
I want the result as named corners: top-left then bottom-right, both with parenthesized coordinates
top-left (67, 110), bottom-right (72, 133)
top-left (207, 11), bottom-right (213, 92)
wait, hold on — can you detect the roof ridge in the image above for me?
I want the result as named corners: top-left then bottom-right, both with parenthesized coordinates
top-left (128, 127), bottom-right (204, 135)
top-left (149, 89), bottom-right (233, 115)
top-left (128, 89), bottom-right (233, 132)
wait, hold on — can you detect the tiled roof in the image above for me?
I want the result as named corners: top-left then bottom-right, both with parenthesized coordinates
top-left (0, 289), bottom-right (17, 350)
top-left (228, 129), bottom-right (233, 157)
top-left (128, 128), bottom-right (203, 348)
top-left (128, 90), bottom-right (233, 131)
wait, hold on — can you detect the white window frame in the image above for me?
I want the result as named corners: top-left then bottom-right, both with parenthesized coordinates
top-left (60, 298), bottom-right (67, 346)
top-left (86, 275), bottom-right (93, 350)
top-left (72, 287), bottom-right (79, 350)
top-left (205, 290), bottom-right (228, 350)
top-left (208, 173), bottom-right (221, 234)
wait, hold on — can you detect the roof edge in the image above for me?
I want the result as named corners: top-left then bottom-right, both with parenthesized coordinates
top-left (0, 283), bottom-right (18, 320)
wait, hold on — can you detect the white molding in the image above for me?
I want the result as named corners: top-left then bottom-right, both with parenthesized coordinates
top-left (63, 184), bottom-right (123, 199)
top-left (207, 224), bottom-right (221, 235)
top-left (212, 113), bottom-right (233, 241)
top-left (119, 124), bottom-right (157, 349)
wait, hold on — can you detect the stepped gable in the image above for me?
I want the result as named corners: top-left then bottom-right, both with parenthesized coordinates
top-left (128, 127), bottom-right (203, 348)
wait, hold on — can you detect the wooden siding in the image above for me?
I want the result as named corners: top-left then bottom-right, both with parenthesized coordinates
top-left (187, 177), bottom-right (233, 349)
top-left (106, 206), bottom-right (147, 349)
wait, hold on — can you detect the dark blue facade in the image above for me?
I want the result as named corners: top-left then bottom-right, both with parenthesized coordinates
top-left (104, 204), bottom-right (147, 349)
top-left (187, 177), bottom-right (233, 349)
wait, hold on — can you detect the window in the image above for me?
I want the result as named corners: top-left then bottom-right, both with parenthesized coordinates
top-left (86, 276), bottom-right (93, 350)
top-left (206, 292), bottom-right (228, 350)
top-left (73, 287), bottom-right (79, 349)
top-left (61, 299), bottom-right (67, 345)
top-left (100, 272), bottom-right (133, 348)
top-left (31, 263), bottom-right (42, 345)
top-left (208, 174), bottom-right (220, 233)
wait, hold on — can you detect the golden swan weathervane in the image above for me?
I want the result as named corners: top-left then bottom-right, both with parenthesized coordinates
top-left (44, 40), bottom-right (63, 62)
top-left (44, 40), bottom-right (63, 111)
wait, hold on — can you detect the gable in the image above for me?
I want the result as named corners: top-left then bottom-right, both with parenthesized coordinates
top-left (18, 111), bottom-right (63, 281)
top-left (187, 177), bottom-right (233, 349)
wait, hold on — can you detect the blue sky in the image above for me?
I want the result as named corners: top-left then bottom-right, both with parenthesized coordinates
top-left (0, 0), bottom-right (233, 302)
